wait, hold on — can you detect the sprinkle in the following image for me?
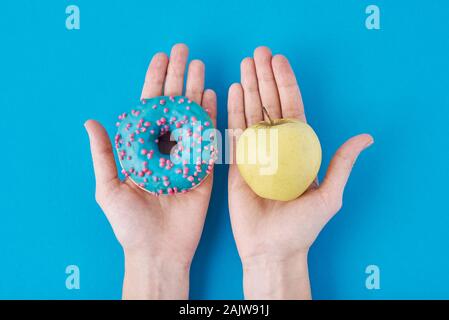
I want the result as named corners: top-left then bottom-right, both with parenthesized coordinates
top-left (144, 121), bottom-right (151, 127)
top-left (187, 176), bottom-right (194, 182)
top-left (163, 108), bottom-right (169, 113)
top-left (141, 149), bottom-right (148, 155)
top-left (138, 138), bottom-right (145, 144)
top-left (160, 99), bottom-right (166, 105)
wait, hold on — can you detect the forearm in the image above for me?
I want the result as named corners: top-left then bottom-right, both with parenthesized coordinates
top-left (242, 252), bottom-right (311, 300)
top-left (122, 250), bottom-right (190, 300)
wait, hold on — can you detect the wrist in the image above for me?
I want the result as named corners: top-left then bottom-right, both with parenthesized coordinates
top-left (122, 249), bottom-right (191, 300)
top-left (242, 251), bottom-right (311, 300)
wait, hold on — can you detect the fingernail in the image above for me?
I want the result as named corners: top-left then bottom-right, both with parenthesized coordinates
top-left (364, 138), bottom-right (374, 149)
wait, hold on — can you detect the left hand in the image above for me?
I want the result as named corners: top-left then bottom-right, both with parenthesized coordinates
top-left (85, 43), bottom-right (216, 299)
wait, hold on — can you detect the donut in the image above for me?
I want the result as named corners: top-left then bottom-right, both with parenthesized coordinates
top-left (114, 96), bottom-right (217, 195)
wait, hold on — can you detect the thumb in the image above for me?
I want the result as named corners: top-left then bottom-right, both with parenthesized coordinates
top-left (85, 120), bottom-right (119, 197)
top-left (319, 133), bottom-right (374, 214)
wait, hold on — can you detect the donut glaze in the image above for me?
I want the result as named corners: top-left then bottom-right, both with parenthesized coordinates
top-left (114, 96), bottom-right (217, 195)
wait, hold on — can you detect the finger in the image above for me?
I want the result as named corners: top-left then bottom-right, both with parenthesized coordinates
top-left (164, 43), bottom-right (189, 97)
top-left (241, 57), bottom-right (263, 126)
top-left (253, 46), bottom-right (282, 120)
top-left (319, 134), bottom-right (374, 214)
top-left (227, 83), bottom-right (245, 164)
top-left (202, 89), bottom-right (217, 127)
top-left (84, 120), bottom-right (120, 193)
top-left (141, 52), bottom-right (169, 99)
top-left (185, 59), bottom-right (205, 104)
top-left (272, 54), bottom-right (306, 121)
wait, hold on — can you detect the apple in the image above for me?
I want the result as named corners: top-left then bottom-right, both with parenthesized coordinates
top-left (236, 111), bottom-right (321, 201)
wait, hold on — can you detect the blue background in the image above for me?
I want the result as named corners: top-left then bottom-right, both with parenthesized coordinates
top-left (0, 0), bottom-right (448, 299)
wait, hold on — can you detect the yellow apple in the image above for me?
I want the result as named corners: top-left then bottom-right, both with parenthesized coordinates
top-left (236, 118), bottom-right (321, 201)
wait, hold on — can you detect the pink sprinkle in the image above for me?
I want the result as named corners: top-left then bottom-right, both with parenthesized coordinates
top-left (141, 99), bottom-right (147, 104)
top-left (191, 116), bottom-right (197, 122)
top-left (150, 130), bottom-right (155, 135)
top-left (143, 161), bottom-right (148, 167)
top-left (178, 98), bottom-right (185, 103)
top-left (139, 183), bottom-right (145, 187)
top-left (160, 99), bottom-right (166, 105)
top-left (163, 108), bottom-right (169, 113)
top-left (152, 104), bottom-right (157, 109)
top-left (153, 176), bottom-right (159, 182)
top-left (146, 170), bottom-right (153, 176)
top-left (144, 121), bottom-right (151, 127)
top-left (141, 149), bottom-right (148, 155)
top-left (186, 106), bottom-right (190, 110)
top-left (204, 121), bottom-right (210, 127)
top-left (127, 156), bottom-right (132, 160)
top-left (176, 122), bottom-right (182, 128)
top-left (138, 171), bottom-right (144, 177)
top-left (187, 176), bottom-right (194, 182)
top-left (162, 176), bottom-right (168, 181)
top-left (168, 188), bottom-right (174, 195)
top-left (138, 138), bottom-right (145, 144)
top-left (175, 168), bottom-right (182, 174)
top-left (144, 178), bottom-right (148, 183)
top-left (163, 181), bottom-right (170, 187)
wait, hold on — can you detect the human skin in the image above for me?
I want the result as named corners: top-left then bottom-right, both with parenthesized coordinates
top-left (227, 46), bottom-right (373, 299)
top-left (85, 43), bottom-right (217, 299)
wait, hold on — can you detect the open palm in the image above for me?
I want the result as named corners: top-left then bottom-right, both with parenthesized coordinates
top-left (227, 47), bottom-right (373, 298)
top-left (85, 44), bottom-right (216, 268)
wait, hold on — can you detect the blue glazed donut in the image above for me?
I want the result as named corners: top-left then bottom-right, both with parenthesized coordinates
top-left (114, 96), bottom-right (217, 195)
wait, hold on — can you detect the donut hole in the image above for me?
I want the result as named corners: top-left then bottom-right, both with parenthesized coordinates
top-left (158, 131), bottom-right (177, 155)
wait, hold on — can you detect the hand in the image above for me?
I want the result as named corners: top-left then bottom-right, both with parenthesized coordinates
top-left (227, 47), bottom-right (373, 299)
top-left (85, 44), bottom-right (217, 299)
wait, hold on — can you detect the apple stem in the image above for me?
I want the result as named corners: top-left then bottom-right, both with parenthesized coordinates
top-left (262, 106), bottom-right (274, 125)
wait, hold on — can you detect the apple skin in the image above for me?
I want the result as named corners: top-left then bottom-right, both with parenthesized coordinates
top-left (236, 119), bottom-right (321, 201)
